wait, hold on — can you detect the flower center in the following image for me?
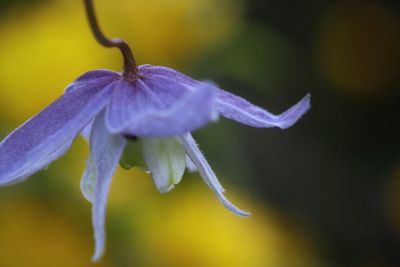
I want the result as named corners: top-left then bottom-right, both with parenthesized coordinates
top-left (124, 135), bottom-right (138, 142)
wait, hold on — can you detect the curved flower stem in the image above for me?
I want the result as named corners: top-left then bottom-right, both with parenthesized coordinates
top-left (83, 0), bottom-right (139, 80)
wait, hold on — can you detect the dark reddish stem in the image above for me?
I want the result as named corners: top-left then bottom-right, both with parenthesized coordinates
top-left (83, 0), bottom-right (138, 80)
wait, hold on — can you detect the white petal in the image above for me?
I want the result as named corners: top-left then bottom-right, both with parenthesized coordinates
top-left (142, 137), bottom-right (186, 193)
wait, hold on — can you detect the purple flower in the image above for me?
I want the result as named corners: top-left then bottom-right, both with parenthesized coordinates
top-left (0, 65), bottom-right (310, 260)
top-left (0, 0), bottom-right (311, 261)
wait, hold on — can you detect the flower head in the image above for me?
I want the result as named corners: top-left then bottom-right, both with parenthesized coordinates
top-left (0, 0), bottom-right (311, 262)
top-left (0, 65), bottom-right (310, 260)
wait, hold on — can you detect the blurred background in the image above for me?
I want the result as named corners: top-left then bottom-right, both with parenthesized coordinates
top-left (0, 0), bottom-right (399, 266)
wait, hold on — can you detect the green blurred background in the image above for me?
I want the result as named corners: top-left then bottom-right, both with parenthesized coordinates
top-left (0, 0), bottom-right (399, 266)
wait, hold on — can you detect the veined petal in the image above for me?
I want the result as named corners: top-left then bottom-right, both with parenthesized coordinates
top-left (106, 80), bottom-right (218, 137)
top-left (139, 65), bottom-right (310, 129)
top-left (179, 133), bottom-right (250, 217)
top-left (142, 137), bottom-right (186, 193)
top-left (73, 70), bottom-right (120, 141)
top-left (139, 64), bottom-right (198, 87)
top-left (217, 90), bottom-right (310, 129)
top-left (81, 120), bottom-right (94, 141)
top-left (0, 77), bottom-right (117, 186)
top-left (81, 157), bottom-right (97, 202)
top-left (64, 69), bottom-right (120, 93)
top-left (80, 111), bottom-right (126, 262)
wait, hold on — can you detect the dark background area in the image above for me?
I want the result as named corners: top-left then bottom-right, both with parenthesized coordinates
top-left (196, 1), bottom-right (400, 266)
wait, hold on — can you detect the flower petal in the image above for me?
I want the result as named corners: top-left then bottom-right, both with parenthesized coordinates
top-left (139, 65), bottom-right (310, 129)
top-left (64, 69), bottom-right (120, 93)
top-left (81, 111), bottom-right (126, 261)
top-left (185, 155), bottom-right (198, 173)
top-left (139, 65), bottom-right (198, 87)
top-left (217, 90), bottom-right (311, 129)
top-left (179, 133), bottom-right (250, 217)
top-left (141, 137), bottom-right (186, 193)
top-left (106, 80), bottom-right (218, 137)
top-left (81, 157), bottom-right (97, 203)
top-left (81, 120), bottom-right (93, 141)
top-left (0, 77), bottom-right (117, 186)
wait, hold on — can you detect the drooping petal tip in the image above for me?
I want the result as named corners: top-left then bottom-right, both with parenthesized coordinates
top-left (274, 93), bottom-right (311, 129)
top-left (217, 89), bottom-right (311, 130)
top-left (215, 190), bottom-right (251, 217)
top-left (221, 195), bottom-right (251, 217)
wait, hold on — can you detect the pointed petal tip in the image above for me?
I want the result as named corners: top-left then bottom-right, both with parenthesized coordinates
top-left (91, 249), bottom-right (103, 263)
top-left (217, 191), bottom-right (251, 217)
top-left (92, 230), bottom-right (105, 262)
top-left (276, 93), bottom-right (311, 130)
top-left (238, 210), bottom-right (252, 217)
top-left (91, 255), bottom-right (99, 263)
top-left (217, 89), bottom-right (311, 130)
top-left (299, 93), bottom-right (311, 109)
top-left (225, 205), bottom-right (251, 217)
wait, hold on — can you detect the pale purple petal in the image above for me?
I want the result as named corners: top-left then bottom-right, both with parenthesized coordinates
top-left (81, 157), bottom-right (96, 203)
top-left (217, 91), bottom-right (311, 129)
top-left (179, 133), bottom-right (250, 217)
top-left (81, 120), bottom-right (93, 141)
top-left (139, 65), bottom-right (198, 87)
top-left (140, 65), bottom-right (310, 129)
top-left (73, 71), bottom-right (119, 141)
top-left (82, 111), bottom-right (126, 262)
top-left (185, 155), bottom-right (198, 173)
top-left (64, 69), bottom-right (120, 93)
top-left (106, 80), bottom-right (218, 137)
top-left (0, 76), bottom-right (117, 186)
